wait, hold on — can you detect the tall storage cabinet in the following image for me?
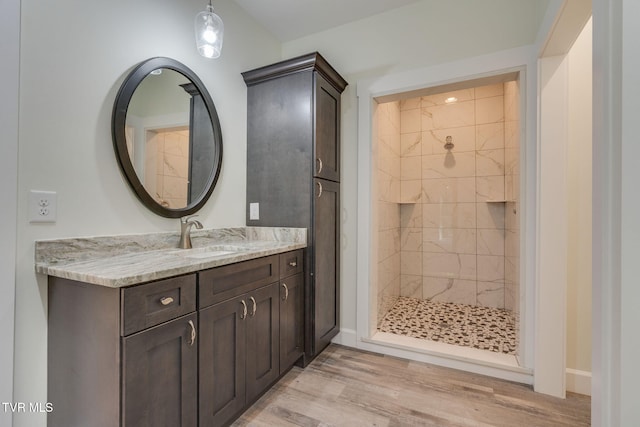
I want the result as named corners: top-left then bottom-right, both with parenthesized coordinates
top-left (242, 52), bottom-right (347, 360)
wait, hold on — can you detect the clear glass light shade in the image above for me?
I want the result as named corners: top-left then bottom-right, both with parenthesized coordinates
top-left (195, 5), bottom-right (223, 59)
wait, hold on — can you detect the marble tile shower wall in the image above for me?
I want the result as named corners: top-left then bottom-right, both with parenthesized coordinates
top-left (145, 129), bottom-right (190, 208)
top-left (398, 83), bottom-right (514, 309)
top-left (377, 101), bottom-right (402, 323)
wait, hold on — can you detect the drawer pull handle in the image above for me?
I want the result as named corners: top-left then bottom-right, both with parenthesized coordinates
top-left (317, 181), bottom-right (323, 198)
top-left (160, 297), bottom-right (174, 306)
top-left (288, 261), bottom-right (297, 267)
top-left (240, 300), bottom-right (247, 319)
top-left (316, 157), bottom-right (323, 174)
top-left (281, 283), bottom-right (289, 301)
top-left (188, 320), bottom-right (196, 346)
top-left (249, 297), bottom-right (257, 317)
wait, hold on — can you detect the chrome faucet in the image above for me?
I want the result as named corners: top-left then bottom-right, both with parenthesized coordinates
top-left (178, 215), bottom-right (203, 249)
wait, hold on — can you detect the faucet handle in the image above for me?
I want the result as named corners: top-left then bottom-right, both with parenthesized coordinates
top-left (181, 214), bottom-right (199, 224)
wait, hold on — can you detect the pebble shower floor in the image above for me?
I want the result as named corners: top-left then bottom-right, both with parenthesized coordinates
top-left (378, 297), bottom-right (517, 355)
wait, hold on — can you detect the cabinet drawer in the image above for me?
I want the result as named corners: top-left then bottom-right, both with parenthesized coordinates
top-left (280, 250), bottom-right (303, 278)
top-left (199, 255), bottom-right (279, 308)
top-left (121, 274), bottom-right (196, 336)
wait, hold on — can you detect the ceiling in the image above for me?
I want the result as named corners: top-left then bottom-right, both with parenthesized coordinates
top-left (233, 0), bottom-right (422, 42)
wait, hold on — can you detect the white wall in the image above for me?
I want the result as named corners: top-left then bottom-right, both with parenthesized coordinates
top-left (281, 0), bottom-right (547, 347)
top-left (619, 1), bottom-right (640, 422)
top-left (0, 0), bottom-right (20, 426)
top-left (283, 0), bottom-right (549, 78)
top-left (13, 1), bottom-right (281, 425)
top-left (534, 0), bottom-right (593, 399)
top-left (537, 53), bottom-right (569, 397)
top-left (566, 18), bottom-right (592, 392)
top-left (593, 0), bottom-right (640, 424)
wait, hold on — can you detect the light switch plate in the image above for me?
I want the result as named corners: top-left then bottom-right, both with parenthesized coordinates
top-left (29, 190), bottom-right (57, 223)
top-left (249, 202), bottom-right (259, 220)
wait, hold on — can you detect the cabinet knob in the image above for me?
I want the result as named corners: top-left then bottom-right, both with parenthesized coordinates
top-left (188, 320), bottom-right (196, 346)
top-left (316, 157), bottom-right (323, 174)
top-left (160, 297), bottom-right (174, 306)
top-left (317, 181), bottom-right (323, 198)
top-left (240, 300), bottom-right (247, 319)
top-left (249, 297), bottom-right (257, 317)
top-left (281, 283), bottom-right (289, 301)
top-left (288, 260), bottom-right (297, 267)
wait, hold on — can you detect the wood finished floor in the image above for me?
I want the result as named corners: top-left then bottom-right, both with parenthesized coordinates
top-left (232, 345), bottom-right (590, 427)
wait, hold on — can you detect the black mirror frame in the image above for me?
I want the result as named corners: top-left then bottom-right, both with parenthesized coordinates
top-left (112, 57), bottom-right (223, 218)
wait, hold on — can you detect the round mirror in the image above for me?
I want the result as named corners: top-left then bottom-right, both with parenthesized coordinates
top-left (112, 57), bottom-right (223, 218)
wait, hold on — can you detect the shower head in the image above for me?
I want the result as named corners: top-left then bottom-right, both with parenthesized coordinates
top-left (444, 135), bottom-right (454, 150)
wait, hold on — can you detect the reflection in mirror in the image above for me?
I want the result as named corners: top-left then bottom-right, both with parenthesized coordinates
top-left (127, 69), bottom-right (191, 208)
top-left (112, 57), bottom-right (222, 218)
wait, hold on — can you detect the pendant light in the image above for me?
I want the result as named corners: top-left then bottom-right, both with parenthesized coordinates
top-left (195, 0), bottom-right (223, 59)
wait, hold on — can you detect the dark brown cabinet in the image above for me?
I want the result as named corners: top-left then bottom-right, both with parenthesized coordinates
top-left (279, 272), bottom-right (304, 372)
top-left (48, 274), bottom-right (197, 427)
top-left (47, 250), bottom-right (303, 427)
top-left (314, 74), bottom-right (341, 182)
top-left (122, 313), bottom-right (198, 427)
top-left (199, 283), bottom-right (280, 427)
top-left (312, 179), bottom-right (340, 352)
top-left (279, 249), bottom-right (304, 371)
top-left (245, 283), bottom-right (280, 401)
top-left (243, 52), bottom-right (347, 360)
top-left (199, 294), bottom-right (246, 426)
top-left (198, 251), bottom-right (303, 427)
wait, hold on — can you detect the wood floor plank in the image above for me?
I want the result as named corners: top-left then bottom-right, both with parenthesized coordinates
top-left (233, 345), bottom-right (590, 426)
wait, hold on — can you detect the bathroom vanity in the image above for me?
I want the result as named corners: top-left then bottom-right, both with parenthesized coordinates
top-left (37, 227), bottom-right (305, 427)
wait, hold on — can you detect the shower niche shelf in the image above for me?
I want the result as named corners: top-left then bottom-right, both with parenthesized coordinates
top-left (485, 199), bottom-right (510, 203)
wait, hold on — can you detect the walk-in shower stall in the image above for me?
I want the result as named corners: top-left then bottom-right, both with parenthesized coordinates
top-left (373, 76), bottom-right (522, 365)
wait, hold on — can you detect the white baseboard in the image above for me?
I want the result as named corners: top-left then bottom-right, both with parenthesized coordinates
top-left (331, 328), bottom-right (357, 347)
top-left (566, 368), bottom-right (591, 396)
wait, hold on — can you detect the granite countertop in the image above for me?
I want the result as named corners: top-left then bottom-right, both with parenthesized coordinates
top-left (35, 227), bottom-right (306, 288)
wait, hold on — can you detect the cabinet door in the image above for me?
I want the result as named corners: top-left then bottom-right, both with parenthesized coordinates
top-left (245, 283), bottom-right (280, 402)
top-left (279, 273), bottom-right (304, 372)
top-left (199, 296), bottom-right (247, 427)
top-left (314, 74), bottom-right (341, 182)
top-left (122, 313), bottom-right (197, 427)
top-left (312, 178), bottom-right (340, 354)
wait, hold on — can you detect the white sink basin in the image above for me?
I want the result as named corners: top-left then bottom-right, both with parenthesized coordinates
top-left (183, 250), bottom-right (237, 259)
top-left (171, 244), bottom-right (248, 260)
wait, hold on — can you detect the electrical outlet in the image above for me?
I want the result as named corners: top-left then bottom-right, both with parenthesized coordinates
top-left (29, 190), bottom-right (57, 223)
top-left (249, 202), bottom-right (259, 220)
